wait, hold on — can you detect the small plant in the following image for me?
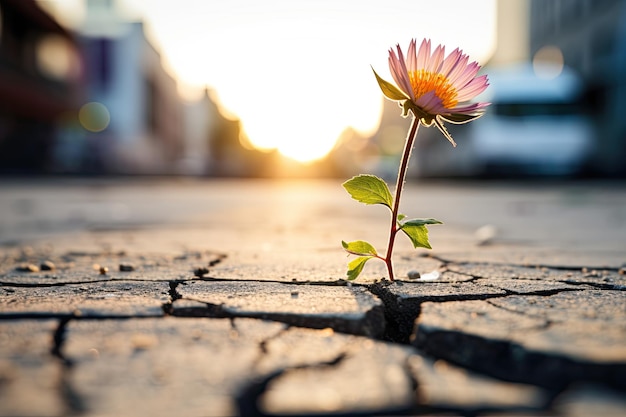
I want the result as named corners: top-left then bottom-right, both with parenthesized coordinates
top-left (342, 39), bottom-right (490, 281)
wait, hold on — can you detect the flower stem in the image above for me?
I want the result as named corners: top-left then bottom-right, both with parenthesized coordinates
top-left (384, 115), bottom-right (421, 281)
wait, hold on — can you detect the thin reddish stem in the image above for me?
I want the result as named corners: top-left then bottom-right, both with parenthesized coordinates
top-left (384, 115), bottom-right (421, 281)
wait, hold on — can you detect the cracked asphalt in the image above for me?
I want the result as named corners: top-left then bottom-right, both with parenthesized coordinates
top-left (1, 178), bottom-right (625, 416)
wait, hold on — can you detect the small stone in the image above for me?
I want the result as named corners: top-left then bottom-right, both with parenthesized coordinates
top-left (407, 270), bottom-right (421, 280)
top-left (40, 261), bottom-right (55, 271)
top-left (16, 264), bottom-right (39, 273)
top-left (131, 333), bottom-right (158, 351)
top-left (193, 267), bottom-right (209, 277)
top-left (291, 291), bottom-right (299, 299)
top-left (618, 268), bottom-right (625, 276)
top-left (475, 224), bottom-right (497, 246)
top-left (119, 264), bottom-right (135, 272)
top-left (99, 266), bottom-right (109, 275)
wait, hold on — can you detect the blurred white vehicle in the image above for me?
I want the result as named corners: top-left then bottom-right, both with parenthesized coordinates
top-left (415, 64), bottom-right (594, 177)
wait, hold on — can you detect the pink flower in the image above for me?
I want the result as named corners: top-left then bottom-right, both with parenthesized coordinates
top-left (373, 38), bottom-right (490, 146)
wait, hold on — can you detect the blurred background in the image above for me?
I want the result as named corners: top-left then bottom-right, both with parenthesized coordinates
top-left (1, 0), bottom-right (625, 179)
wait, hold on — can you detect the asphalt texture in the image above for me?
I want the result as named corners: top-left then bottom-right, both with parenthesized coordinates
top-left (1, 178), bottom-right (625, 416)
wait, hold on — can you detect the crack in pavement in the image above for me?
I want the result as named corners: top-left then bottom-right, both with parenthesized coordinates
top-left (3, 254), bottom-right (624, 416)
top-left (412, 288), bottom-right (626, 397)
top-left (0, 277), bottom-right (191, 288)
top-left (251, 323), bottom-right (290, 368)
top-left (413, 322), bottom-right (626, 395)
top-left (445, 262), bottom-right (626, 292)
top-left (50, 317), bottom-right (72, 364)
top-left (168, 280), bottom-right (183, 301)
top-left (200, 275), bottom-right (355, 286)
top-left (167, 295), bottom-right (386, 338)
top-left (159, 266), bottom-right (611, 348)
top-left (236, 352), bottom-right (350, 417)
top-left (161, 280), bottom-right (184, 314)
top-left (431, 254), bottom-right (623, 273)
top-left (50, 317), bottom-right (88, 415)
top-left (367, 281), bottom-right (513, 344)
top-left (482, 284), bottom-right (584, 297)
top-left (485, 298), bottom-right (554, 329)
top-left (562, 279), bottom-right (626, 291)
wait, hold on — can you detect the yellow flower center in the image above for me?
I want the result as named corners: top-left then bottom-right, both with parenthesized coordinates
top-left (409, 70), bottom-right (458, 109)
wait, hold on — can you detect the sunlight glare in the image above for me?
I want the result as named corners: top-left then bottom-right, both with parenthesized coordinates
top-left (43, 0), bottom-right (496, 163)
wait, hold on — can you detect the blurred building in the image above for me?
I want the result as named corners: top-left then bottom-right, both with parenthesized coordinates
top-left (0, 0), bottom-right (83, 174)
top-left (490, 0), bottom-right (530, 66)
top-left (177, 89), bottom-right (217, 176)
top-left (63, 0), bottom-right (183, 174)
top-left (530, 0), bottom-right (626, 176)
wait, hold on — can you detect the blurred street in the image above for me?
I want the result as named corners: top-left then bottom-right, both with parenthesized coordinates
top-left (1, 178), bottom-right (625, 270)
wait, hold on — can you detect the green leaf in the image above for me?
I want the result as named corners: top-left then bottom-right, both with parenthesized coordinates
top-left (398, 218), bottom-right (442, 250)
top-left (342, 240), bottom-right (378, 256)
top-left (346, 256), bottom-right (373, 280)
top-left (400, 218), bottom-right (443, 227)
top-left (343, 174), bottom-right (393, 210)
top-left (400, 224), bottom-right (432, 249)
top-left (439, 112), bottom-right (484, 124)
top-left (397, 213), bottom-right (407, 222)
top-left (372, 67), bottom-right (409, 101)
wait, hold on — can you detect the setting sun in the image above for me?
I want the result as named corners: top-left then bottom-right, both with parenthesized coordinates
top-left (39, 0), bottom-right (496, 163)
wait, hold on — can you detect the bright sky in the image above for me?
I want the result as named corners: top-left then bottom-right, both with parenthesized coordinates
top-left (40, 0), bottom-right (497, 162)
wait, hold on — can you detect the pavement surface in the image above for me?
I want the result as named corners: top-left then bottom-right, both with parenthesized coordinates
top-left (0, 178), bottom-right (625, 416)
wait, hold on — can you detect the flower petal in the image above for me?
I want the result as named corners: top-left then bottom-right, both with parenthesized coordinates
top-left (415, 90), bottom-right (447, 114)
top-left (388, 47), bottom-right (413, 99)
top-left (416, 38), bottom-right (431, 70)
top-left (450, 101), bottom-right (490, 114)
top-left (440, 48), bottom-right (461, 77)
top-left (427, 44), bottom-right (445, 73)
top-left (446, 54), bottom-right (470, 84)
top-left (455, 75), bottom-right (489, 102)
top-left (407, 38), bottom-right (417, 72)
top-left (451, 61), bottom-right (481, 90)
